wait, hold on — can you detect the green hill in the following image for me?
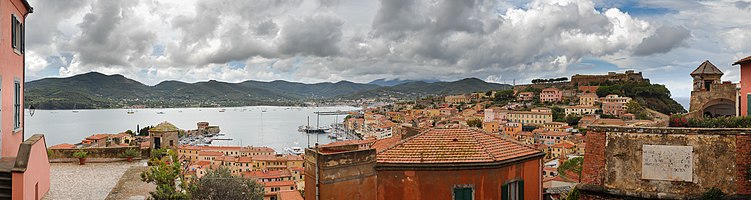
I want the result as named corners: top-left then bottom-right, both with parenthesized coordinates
top-left (596, 82), bottom-right (686, 115)
top-left (26, 72), bottom-right (510, 109)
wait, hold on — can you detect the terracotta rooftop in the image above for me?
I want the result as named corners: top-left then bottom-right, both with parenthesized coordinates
top-left (278, 191), bottom-right (304, 200)
top-left (371, 136), bottom-right (402, 152)
top-left (86, 134), bottom-right (109, 140)
top-left (734, 56), bottom-right (751, 65)
top-left (541, 131), bottom-right (569, 137)
top-left (262, 180), bottom-right (296, 187)
top-left (377, 128), bottom-right (541, 164)
top-left (552, 142), bottom-right (576, 149)
top-left (49, 143), bottom-right (76, 149)
top-left (592, 119), bottom-right (626, 126)
top-left (242, 169), bottom-right (292, 179)
top-left (319, 139), bottom-right (376, 148)
top-left (691, 60), bottom-right (723, 75)
top-left (198, 151), bottom-right (224, 156)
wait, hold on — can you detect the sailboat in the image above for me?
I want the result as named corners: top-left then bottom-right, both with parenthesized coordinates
top-left (72, 104), bottom-right (79, 113)
top-left (127, 108), bottom-right (134, 114)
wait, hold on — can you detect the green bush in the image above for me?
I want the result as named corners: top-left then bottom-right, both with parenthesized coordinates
top-left (678, 116), bottom-right (751, 128)
top-left (700, 187), bottom-right (724, 200)
top-left (72, 150), bottom-right (88, 159)
top-left (122, 149), bottom-right (140, 158)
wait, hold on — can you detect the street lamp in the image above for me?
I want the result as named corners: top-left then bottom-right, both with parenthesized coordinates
top-left (28, 105), bottom-right (35, 117)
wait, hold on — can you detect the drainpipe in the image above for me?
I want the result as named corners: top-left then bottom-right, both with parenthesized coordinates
top-left (21, 7), bottom-right (32, 140)
top-left (315, 143), bottom-right (319, 200)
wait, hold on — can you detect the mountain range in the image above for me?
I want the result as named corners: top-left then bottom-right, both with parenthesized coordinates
top-left (25, 72), bottom-right (511, 109)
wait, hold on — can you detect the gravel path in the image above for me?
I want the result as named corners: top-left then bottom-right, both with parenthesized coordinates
top-left (44, 161), bottom-right (146, 200)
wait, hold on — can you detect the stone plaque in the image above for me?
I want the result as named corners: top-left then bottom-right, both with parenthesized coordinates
top-left (641, 145), bottom-right (693, 182)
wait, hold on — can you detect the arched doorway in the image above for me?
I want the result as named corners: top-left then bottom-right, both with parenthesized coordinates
top-left (702, 98), bottom-right (736, 117)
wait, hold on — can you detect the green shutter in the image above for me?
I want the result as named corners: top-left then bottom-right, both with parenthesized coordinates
top-left (501, 183), bottom-right (509, 200)
top-left (747, 94), bottom-right (751, 116)
top-left (518, 180), bottom-right (524, 200)
top-left (454, 188), bottom-right (472, 200)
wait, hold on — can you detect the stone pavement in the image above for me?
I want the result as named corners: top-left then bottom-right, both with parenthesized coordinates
top-left (105, 166), bottom-right (155, 200)
top-left (43, 161), bottom-right (145, 200)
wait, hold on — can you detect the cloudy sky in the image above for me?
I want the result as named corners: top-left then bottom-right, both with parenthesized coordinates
top-left (24, 0), bottom-right (751, 98)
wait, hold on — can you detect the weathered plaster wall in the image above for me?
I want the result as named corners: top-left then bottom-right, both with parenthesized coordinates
top-left (604, 132), bottom-right (736, 195)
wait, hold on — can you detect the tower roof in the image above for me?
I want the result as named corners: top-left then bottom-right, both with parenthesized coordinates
top-left (690, 60), bottom-right (723, 76)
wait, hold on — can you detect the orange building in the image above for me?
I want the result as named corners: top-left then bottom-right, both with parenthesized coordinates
top-left (735, 56), bottom-right (751, 116)
top-left (306, 128), bottom-right (545, 200)
top-left (0, 1), bottom-right (49, 199)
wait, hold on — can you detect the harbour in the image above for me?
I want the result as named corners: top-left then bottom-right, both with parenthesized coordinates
top-left (26, 106), bottom-right (357, 152)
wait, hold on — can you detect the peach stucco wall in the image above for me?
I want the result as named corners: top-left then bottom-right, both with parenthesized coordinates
top-left (0, 0), bottom-right (27, 157)
top-left (740, 63), bottom-right (751, 116)
top-left (12, 136), bottom-right (50, 200)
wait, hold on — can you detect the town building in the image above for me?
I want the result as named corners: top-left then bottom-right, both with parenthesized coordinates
top-left (517, 92), bottom-right (534, 101)
top-left (735, 55), bottom-right (751, 116)
top-left (540, 88), bottom-right (562, 102)
top-left (601, 101), bottom-right (627, 116)
top-left (508, 108), bottom-right (553, 125)
top-left (483, 107), bottom-right (508, 122)
top-left (482, 121), bottom-right (500, 133)
top-left (149, 121), bottom-right (180, 149)
top-left (502, 122), bottom-right (522, 134)
top-left (570, 70), bottom-right (648, 86)
top-left (688, 60), bottom-right (737, 118)
top-left (0, 1), bottom-right (49, 199)
top-left (305, 128), bottom-right (545, 200)
top-left (564, 105), bottom-right (597, 116)
top-left (444, 95), bottom-right (470, 104)
top-left (578, 92), bottom-right (598, 106)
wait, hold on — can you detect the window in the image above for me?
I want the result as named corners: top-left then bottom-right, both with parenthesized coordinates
top-left (13, 80), bottom-right (20, 130)
top-left (10, 14), bottom-right (24, 53)
top-left (453, 187), bottom-right (473, 200)
top-left (501, 180), bottom-right (524, 200)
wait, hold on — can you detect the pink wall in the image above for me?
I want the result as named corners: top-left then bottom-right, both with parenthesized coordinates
top-left (12, 135), bottom-right (50, 200)
top-left (1, 0), bottom-right (28, 157)
top-left (740, 63), bottom-right (751, 116)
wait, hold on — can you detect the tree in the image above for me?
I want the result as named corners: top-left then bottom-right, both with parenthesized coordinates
top-left (188, 167), bottom-right (264, 200)
top-left (558, 157), bottom-right (583, 182)
top-left (626, 100), bottom-right (651, 120)
top-left (552, 107), bottom-right (565, 122)
top-left (467, 118), bottom-right (482, 128)
top-left (565, 115), bottom-right (582, 126)
top-left (493, 90), bottom-right (515, 104)
top-left (141, 151), bottom-right (188, 200)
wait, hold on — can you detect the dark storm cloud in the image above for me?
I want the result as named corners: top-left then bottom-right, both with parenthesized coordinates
top-left (278, 14), bottom-right (344, 57)
top-left (26, 0), bottom-right (89, 48)
top-left (633, 26), bottom-right (690, 56)
top-left (72, 0), bottom-right (156, 67)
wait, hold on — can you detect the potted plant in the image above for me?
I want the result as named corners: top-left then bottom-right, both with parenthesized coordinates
top-left (72, 150), bottom-right (88, 165)
top-left (122, 149), bottom-right (140, 162)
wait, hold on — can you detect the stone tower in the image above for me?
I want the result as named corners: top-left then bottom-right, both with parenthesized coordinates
top-left (689, 60), bottom-right (737, 117)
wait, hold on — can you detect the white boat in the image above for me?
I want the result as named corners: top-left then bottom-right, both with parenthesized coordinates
top-left (285, 147), bottom-right (304, 155)
top-left (219, 109), bottom-right (226, 112)
top-left (157, 111), bottom-right (165, 114)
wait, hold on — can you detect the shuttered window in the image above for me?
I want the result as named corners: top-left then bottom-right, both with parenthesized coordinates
top-left (453, 187), bottom-right (473, 200)
top-left (502, 180), bottom-right (524, 200)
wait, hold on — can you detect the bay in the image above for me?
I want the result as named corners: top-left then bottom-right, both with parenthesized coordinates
top-left (25, 106), bottom-right (357, 152)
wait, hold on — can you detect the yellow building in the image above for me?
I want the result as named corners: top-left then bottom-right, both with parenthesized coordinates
top-left (579, 93), bottom-right (598, 106)
top-left (508, 110), bottom-right (553, 125)
top-left (482, 121), bottom-right (500, 133)
top-left (444, 95), bottom-right (470, 104)
top-left (564, 105), bottom-right (598, 116)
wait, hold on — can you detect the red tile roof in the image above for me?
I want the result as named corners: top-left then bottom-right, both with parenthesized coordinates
top-left (371, 136), bottom-right (402, 152)
top-left (377, 128), bottom-right (541, 164)
top-left (262, 180), bottom-right (296, 187)
top-left (319, 139), bottom-right (376, 148)
top-left (734, 56), bottom-right (751, 65)
top-left (242, 169), bottom-right (292, 179)
top-left (552, 142), bottom-right (576, 149)
top-left (86, 134), bottom-right (109, 140)
top-left (198, 151), bottom-right (224, 156)
top-left (278, 190), bottom-right (304, 200)
top-left (49, 143), bottom-right (76, 149)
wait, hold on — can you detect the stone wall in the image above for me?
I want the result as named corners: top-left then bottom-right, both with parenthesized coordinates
top-left (579, 126), bottom-right (751, 199)
top-left (688, 82), bottom-right (736, 115)
top-left (305, 148), bottom-right (377, 200)
top-left (48, 146), bottom-right (144, 159)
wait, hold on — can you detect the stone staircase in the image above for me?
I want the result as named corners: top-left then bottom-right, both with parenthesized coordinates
top-left (0, 171), bottom-right (11, 199)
